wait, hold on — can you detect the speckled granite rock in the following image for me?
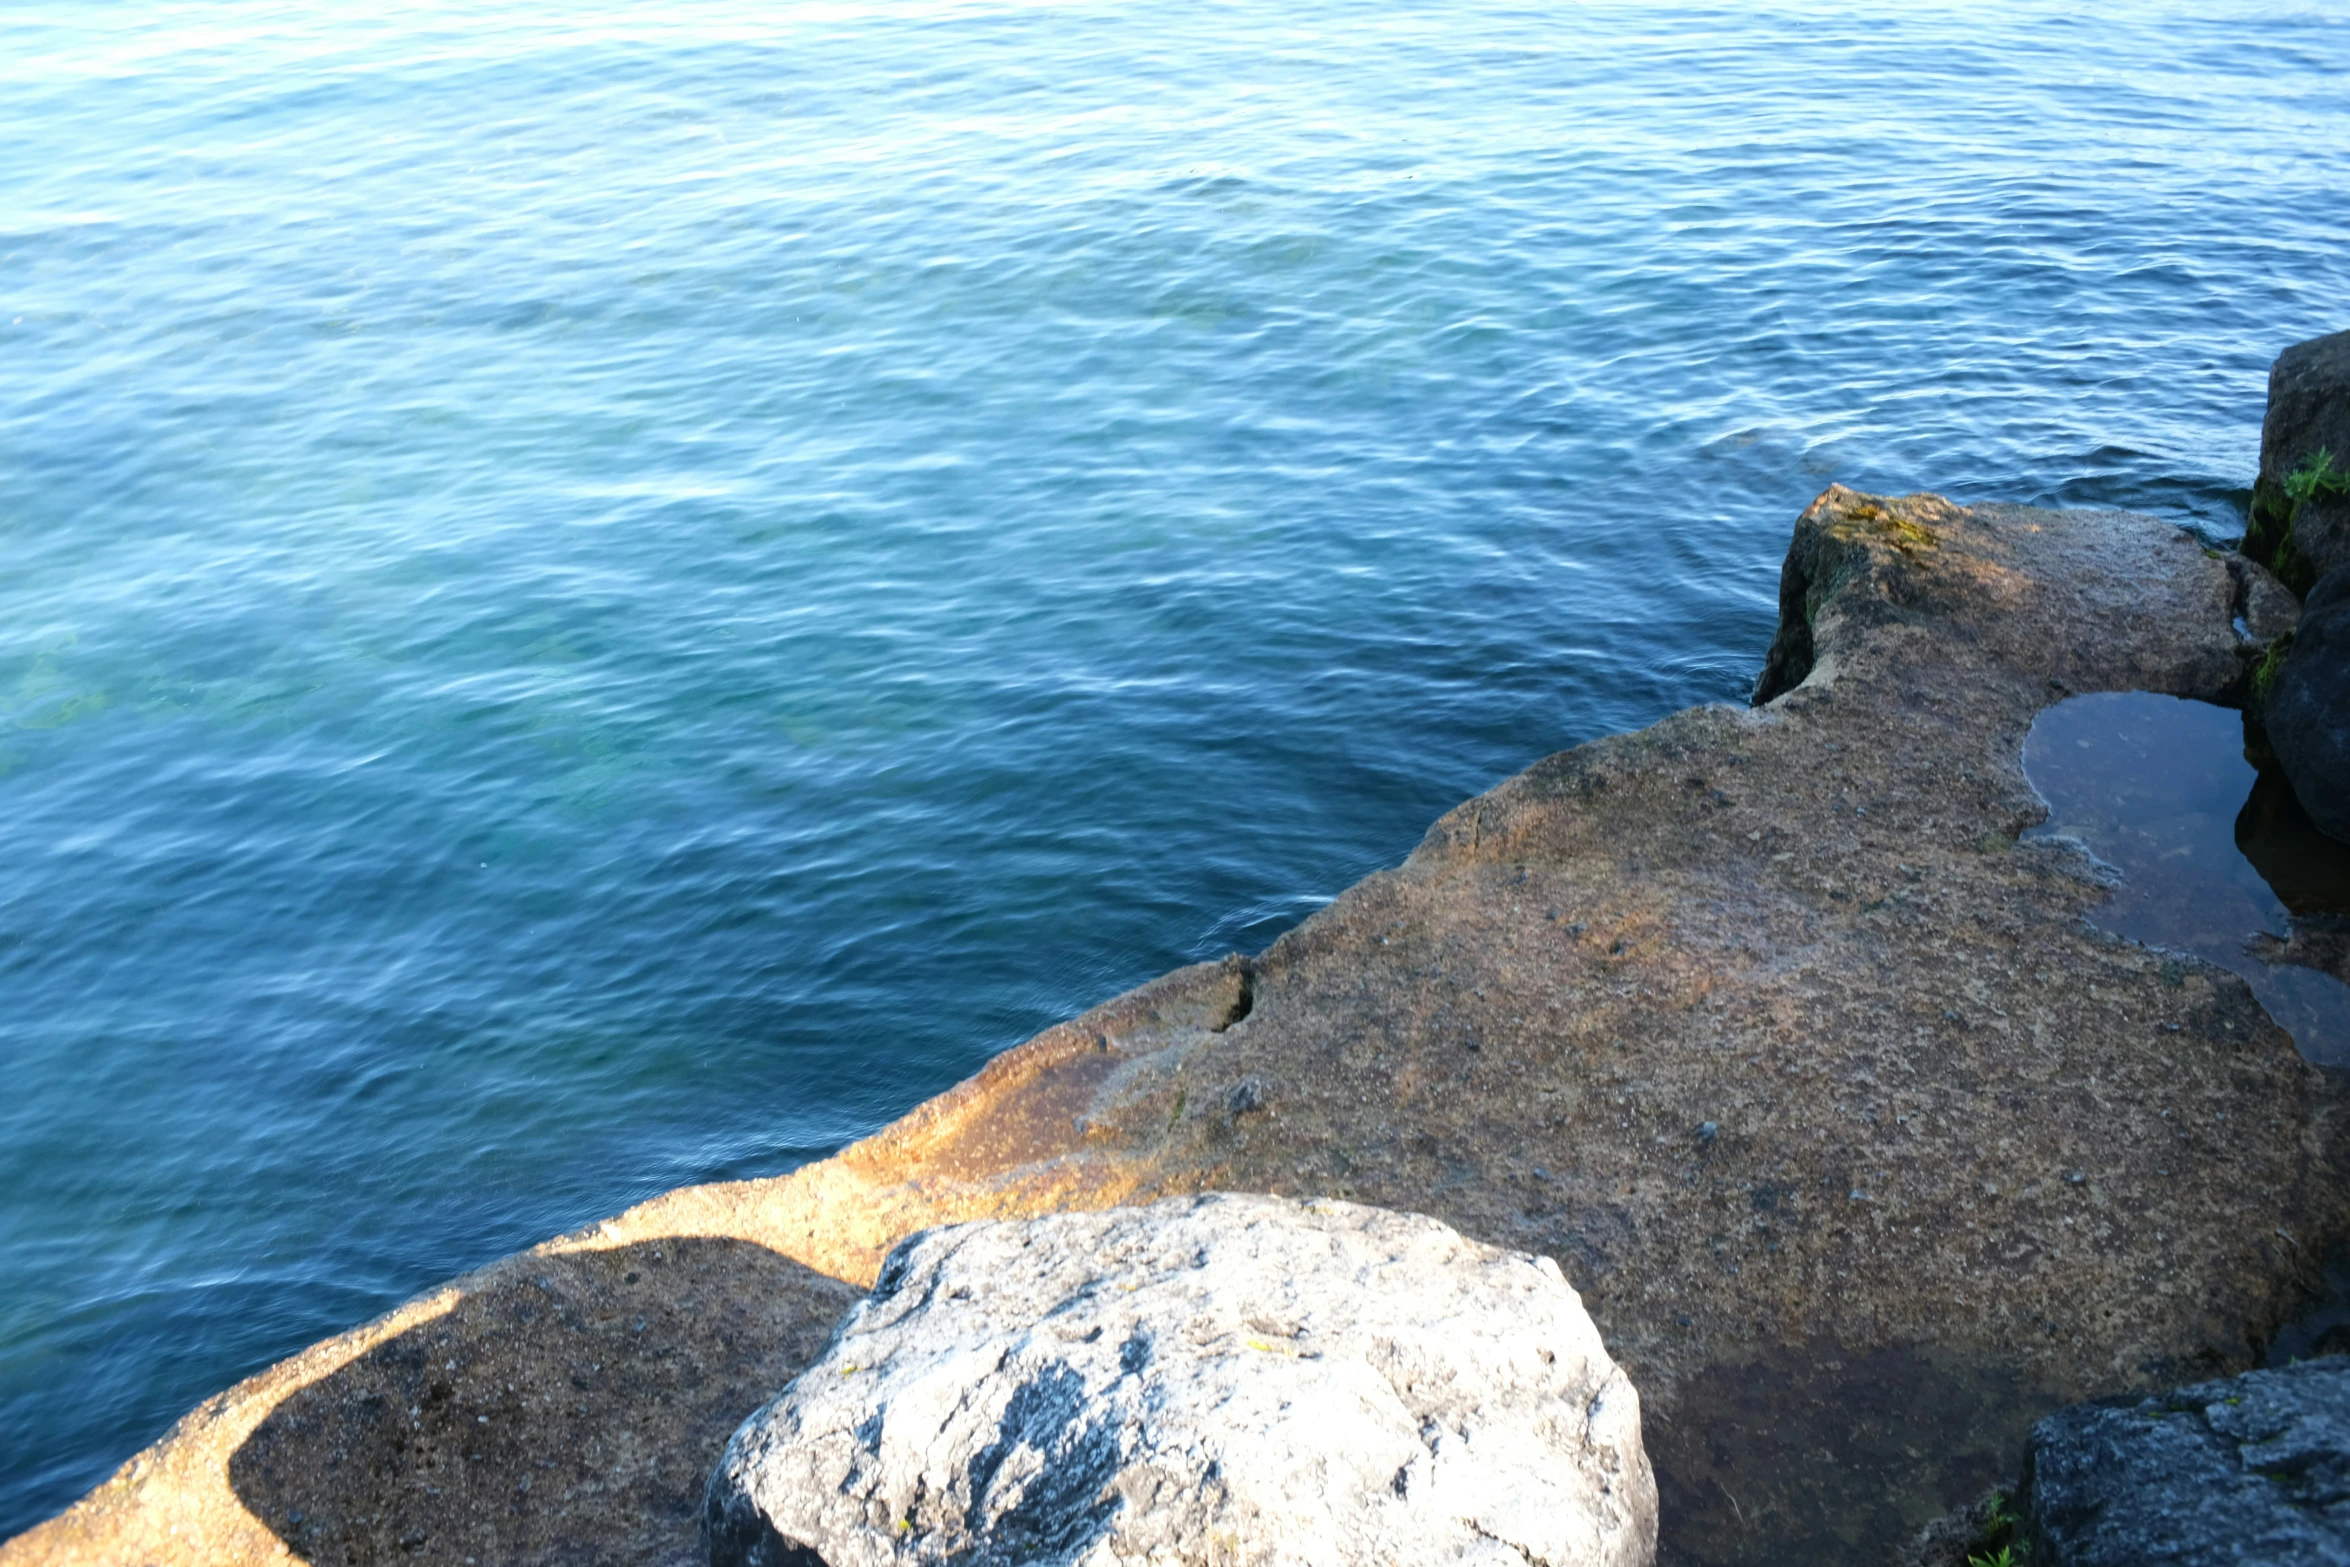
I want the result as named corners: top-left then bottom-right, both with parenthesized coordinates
top-left (12, 488), bottom-right (2350, 1567)
top-left (704, 1195), bottom-right (1655, 1567)
top-left (2267, 567), bottom-right (2350, 844)
top-left (2021, 1357), bottom-right (2350, 1565)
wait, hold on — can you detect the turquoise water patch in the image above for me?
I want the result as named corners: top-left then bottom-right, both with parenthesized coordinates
top-left (5, 0), bottom-right (2350, 1531)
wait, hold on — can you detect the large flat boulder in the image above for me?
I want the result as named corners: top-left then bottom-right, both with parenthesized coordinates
top-left (2267, 567), bottom-right (2350, 844)
top-left (704, 1195), bottom-right (1655, 1567)
top-left (2021, 1357), bottom-right (2350, 1564)
top-left (13, 488), bottom-right (2350, 1567)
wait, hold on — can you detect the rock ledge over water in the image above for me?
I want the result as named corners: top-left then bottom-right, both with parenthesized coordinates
top-left (9, 487), bottom-right (2349, 1567)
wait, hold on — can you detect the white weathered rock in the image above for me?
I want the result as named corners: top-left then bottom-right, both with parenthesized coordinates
top-left (704, 1194), bottom-right (1656, 1567)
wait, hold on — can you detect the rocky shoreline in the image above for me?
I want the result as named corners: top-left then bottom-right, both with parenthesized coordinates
top-left (11, 415), bottom-right (2350, 1561)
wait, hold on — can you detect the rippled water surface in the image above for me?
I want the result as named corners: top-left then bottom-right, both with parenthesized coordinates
top-left (5, 0), bottom-right (2349, 1532)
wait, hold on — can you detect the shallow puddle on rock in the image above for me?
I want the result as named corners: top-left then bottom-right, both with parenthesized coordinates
top-left (2022, 691), bottom-right (2350, 1067)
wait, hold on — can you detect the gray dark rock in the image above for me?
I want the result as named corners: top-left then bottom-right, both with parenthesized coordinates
top-left (2297, 498), bottom-right (2350, 592)
top-left (2262, 331), bottom-right (2350, 508)
top-left (2247, 329), bottom-right (2350, 591)
top-left (704, 1194), bottom-right (1656, 1567)
top-left (2267, 566), bottom-right (2350, 844)
top-left (2021, 1357), bottom-right (2350, 1566)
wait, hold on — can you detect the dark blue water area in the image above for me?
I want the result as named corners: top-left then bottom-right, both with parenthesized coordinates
top-left (3, 0), bottom-right (2349, 1531)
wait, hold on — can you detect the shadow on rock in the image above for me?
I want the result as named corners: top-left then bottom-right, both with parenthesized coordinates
top-left (1650, 1341), bottom-right (2056, 1567)
top-left (228, 1237), bottom-right (859, 1567)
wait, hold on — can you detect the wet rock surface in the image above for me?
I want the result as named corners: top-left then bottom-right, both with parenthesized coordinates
top-left (704, 1195), bottom-right (1655, 1567)
top-left (2020, 1357), bottom-right (2350, 1565)
top-left (14, 487), bottom-right (2350, 1567)
top-left (2267, 567), bottom-right (2350, 845)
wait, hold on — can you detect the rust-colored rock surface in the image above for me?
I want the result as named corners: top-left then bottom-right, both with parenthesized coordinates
top-left (10, 488), bottom-right (2347, 1567)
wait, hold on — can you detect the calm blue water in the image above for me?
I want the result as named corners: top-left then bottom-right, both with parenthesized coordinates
top-left (4, 0), bottom-right (2347, 1533)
